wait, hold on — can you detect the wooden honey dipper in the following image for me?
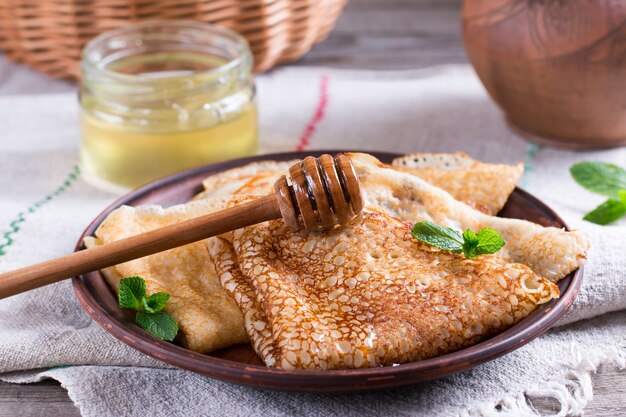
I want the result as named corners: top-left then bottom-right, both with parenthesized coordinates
top-left (0, 154), bottom-right (363, 300)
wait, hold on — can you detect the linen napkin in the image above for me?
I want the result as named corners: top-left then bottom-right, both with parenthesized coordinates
top-left (0, 65), bottom-right (624, 417)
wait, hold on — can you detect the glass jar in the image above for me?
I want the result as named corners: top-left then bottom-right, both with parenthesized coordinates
top-left (80, 21), bottom-right (258, 191)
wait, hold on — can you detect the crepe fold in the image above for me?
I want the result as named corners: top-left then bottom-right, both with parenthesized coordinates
top-left (350, 153), bottom-right (588, 283)
top-left (208, 154), bottom-right (587, 370)
top-left (84, 161), bottom-right (299, 353)
top-left (391, 152), bottom-right (524, 214)
top-left (210, 209), bottom-right (559, 370)
top-left (85, 198), bottom-right (248, 353)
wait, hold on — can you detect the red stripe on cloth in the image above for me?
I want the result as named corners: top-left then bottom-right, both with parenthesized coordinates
top-left (295, 75), bottom-right (330, 152)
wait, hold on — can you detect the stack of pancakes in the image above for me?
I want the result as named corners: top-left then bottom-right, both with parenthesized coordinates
top-left (85, 152), bottom-right (588, 370)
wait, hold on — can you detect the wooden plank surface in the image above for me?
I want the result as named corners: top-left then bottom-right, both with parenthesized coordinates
top-left (297, 0), bottom-right (467, 69)
top-left (1, 0), bottom-right (624, 416)
top-left (1, 365), bottom-right (625, 417)
top-left (0, 380), bottom-right (81, 417)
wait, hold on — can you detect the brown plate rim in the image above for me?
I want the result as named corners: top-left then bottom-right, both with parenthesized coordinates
top-left (71, 150), bottom-right (583, 392)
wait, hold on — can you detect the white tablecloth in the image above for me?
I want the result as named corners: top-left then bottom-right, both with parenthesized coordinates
top-left (0, 57), bottom-right (624, 417)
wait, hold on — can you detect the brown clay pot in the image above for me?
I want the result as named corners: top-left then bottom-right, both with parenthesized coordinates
top-left (462, 0), bottom-right (626, 149)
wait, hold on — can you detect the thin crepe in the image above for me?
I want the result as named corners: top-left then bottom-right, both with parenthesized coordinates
top-left (392, 152), bottom-right (524, 214)
top-left (194, 160), bottom-right (298, 201)
top-left (209, 153), bottom-right (587, 370)
top-left (85, 198), bottom-right (248, 353)
top-left (210, 209), bottom-right (560, 370)
top-left (85, 161), bottom-right (299, 353)
top-left (351, 153), bottom-right (588, 282)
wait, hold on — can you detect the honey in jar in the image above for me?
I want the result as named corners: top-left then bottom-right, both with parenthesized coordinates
top-left (80, 21), bottom-right (258, 191)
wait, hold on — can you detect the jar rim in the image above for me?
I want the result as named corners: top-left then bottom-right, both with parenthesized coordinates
top-left (81, 20), bottom-right (252, 84)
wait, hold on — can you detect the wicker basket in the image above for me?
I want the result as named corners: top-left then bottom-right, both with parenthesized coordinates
top-left (0, 0), bottom-right (347, 80)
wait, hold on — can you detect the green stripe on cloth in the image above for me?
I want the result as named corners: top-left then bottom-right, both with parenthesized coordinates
top-left (0, 165), bottom-right (81, 256)
top-left (520, 143), bottom-right (540, 189)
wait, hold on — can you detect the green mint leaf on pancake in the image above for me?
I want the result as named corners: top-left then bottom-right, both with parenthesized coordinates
top-left (461, 229), bottom-right (479, 258)
top-left (473, 228), bottom-right (506, 256)
top-left (462, 228), bottom-right (504, 258)
top-left (570, 161), bottom-right (626, 199)
top-left (118, 276), bottom-right (146, 310)
top-left (117, 276), bottom-right (178, 341)
top-left (583, 198), bottom-right (626, 225)
top-left (411, 221), bottom-right (463, 253)
top-left (135, 311), bottom-right (179, 341)
top-left (142, 292), bottom-right (170, 313)
top-left (413, 221), bottom-right (505, 258)
top-left (619, 190), bottom-right (626, 206)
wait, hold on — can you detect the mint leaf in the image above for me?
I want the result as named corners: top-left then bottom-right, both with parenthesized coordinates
top-left (117, 276), bottom-right (178, 341)
top-left (411, 221), bottom-right (463, 253)
top-left (462, 229), bottom-right (479, 245)
top-left (461, 229), bottom-right (480, 258)
top-left (142, 292), bottom-right (170, 313)
top-left (412, 221), bottom-right (505, 258)
top-left (473, 228), bottom-right (506, 256)
top-left (570, 162), bottom-right (626, 198)
top-left (619, 190), bottom-right (626, 206)
top-left (583, 199), bottom-right (626, 225)
top-left (118, 276), bottom-right (146, 311)
top-left (462, 228), bottom-right (505, 258)
top-left (135, 311), bottom-right (178, 341)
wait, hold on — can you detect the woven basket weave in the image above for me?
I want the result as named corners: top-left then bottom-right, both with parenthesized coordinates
top-left (0, 0), bottom-right (347, 80)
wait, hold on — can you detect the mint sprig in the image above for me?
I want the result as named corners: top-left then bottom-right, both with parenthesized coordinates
top-left (118, 276), bottom-right (146, 311)
top-left (582, 198), bottom-right (626, 225)
top-left (462, 228), bottom-right (506, 259)
top-left (570, 161), bottom-right (626, 225)
top-left (141, 292), bottom-right (171, 313)
top-left (411, 221), bottom-right (505, 258)
top-left (135, 312), bottom-right (179, 341)
top-left (118, 277), bottom-right (178, 341)
top-left (411, 220), bottom-right (464, 253)
top-left (570, 161), bottom-right (626, 199)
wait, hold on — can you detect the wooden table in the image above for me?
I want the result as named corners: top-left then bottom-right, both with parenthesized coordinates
top-left (1, 1), bottom-right (624, 416)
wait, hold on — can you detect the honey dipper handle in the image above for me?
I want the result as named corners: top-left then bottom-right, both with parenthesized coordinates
top-left (0, 195), bottom-right (280, 300)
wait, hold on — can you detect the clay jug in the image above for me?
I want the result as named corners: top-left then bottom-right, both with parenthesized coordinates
top-left (462, 0), bottom-right (626, 149)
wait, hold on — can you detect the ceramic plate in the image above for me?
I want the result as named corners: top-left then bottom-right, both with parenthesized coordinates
top-left (72, 151), bottom-right (582, 392)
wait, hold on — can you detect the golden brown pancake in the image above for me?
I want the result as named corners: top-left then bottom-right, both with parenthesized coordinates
top-left (391, 152), bottom-right (524, 215)
top-left (210, 208), bottom-right (560, 370)
top-left (86, 161), bottom-right (298, 353)
top-left (196, 160), bottom-right (298, 200)
top-left (85, 198), bottom-right (248, 353)
top-left (207, 153), bottom-right (587, 370)
top-left (350, 153), bottom-right (588, 282)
